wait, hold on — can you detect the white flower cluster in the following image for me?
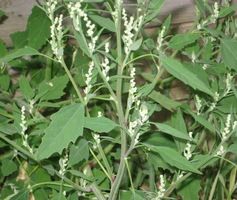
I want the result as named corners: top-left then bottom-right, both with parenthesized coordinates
top-left (222, 114), bottom-right (231, 140)
top-left (122, 9), bottom-right (143, 55)
top-left (128, 67), bottom-right (137, 108)
top-left (93, 133), bottom-right (100, 149)
top-left (29, 99), bottom-right (35, 115)
top-left (20, 106), bottom-right (33, 154)
top-left (49, 14), bottom-right (64, 61)
top-left (183, 132), bottom-right (193, 160)
top-left (210, 92), bottom-right (219, 111)
top-left (46, 0), bottom-right (57, 21)
top-left (84, 61), bottom-right (95, 99)
top-left (128, 103), bottom-right (149, 139)
top-left (101, 42), bottom-right (110, 81)
top-left (154, 175), bottom-right (166, 200)
top-left (157, 26), bottom-right (166, 51)
top-left (211, 2), bottom-right (219, 23)
top-left (191, 52), bottom-right (196, 63)
top-left (68, 1), bottom-right (98, 53)
top-left (195, 95), bottom-right (202, 115)
top-left (59, 153), bottom-right (68, 177)
top-left (216, 145), bottom-right (225, 156)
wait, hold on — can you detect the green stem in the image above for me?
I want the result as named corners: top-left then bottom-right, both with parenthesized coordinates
top-left (60, 59), bottom-right (85, 104)
top-left (90, 148), bottom-right (112, 181)
top-left (208, 170), bottom-right (220, 200)
top-left (125, 158), bottom-right (135, 193)
top-left (98, 143), bottom-right (113, 179)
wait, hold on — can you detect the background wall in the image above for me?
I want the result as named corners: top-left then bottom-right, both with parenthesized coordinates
top-left (0, 0), bottom-right (236, 45)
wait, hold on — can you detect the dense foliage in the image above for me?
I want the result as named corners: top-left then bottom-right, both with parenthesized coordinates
top-left (0, 0), bottom-right (237, 199)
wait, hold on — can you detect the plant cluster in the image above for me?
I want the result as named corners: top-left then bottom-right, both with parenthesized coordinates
top-left (0, 0), bottom-right (237, 199)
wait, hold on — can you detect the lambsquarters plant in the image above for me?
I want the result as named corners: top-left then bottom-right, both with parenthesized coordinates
top-left (0, 0), bottom-right (237, 199)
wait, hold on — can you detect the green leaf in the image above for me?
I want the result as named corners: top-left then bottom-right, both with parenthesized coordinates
top-left (19, 76), bottom-right (35, 100)
top-left (36, 103), bottom-right (84, 160)
top-left (219, 5), bottom-right (237, 18)
top-left (69, 170), bottom-right (94, 182)
top-left (147, 146), bottom-right (201, 174)
top-left (37, 75), bottom-right (69, 101)
top-left (27, 6), bottom-right (51, 49)
top-left (89, 15), bottom-right (115, 32)
top-left (84, 117), bottom-right (118, 133)
top-left (0, 75), bottom-right (10, 91)
top-left (149, 90), bottom-right (181, 111)
top-left (0, 47), bottom-right (40, 64)
top-left (217, 95), bottom-right (237, 113)
top-left (130, 38), bottom-right (143, 51)
top-left (221, 38), bottom-right (237, 71)
top-left (228, 143), bottom-right (237, 154)
top-left (169, 33), bottom-right (200, 51)
top-left (69, 139), bottom-right (89, 166)
top-left (154, 123), bottom-right (190, 140)
top-left (10, 31), bottom-right (28, 49)
top-left (160, 55), bottom-right (214, 96)
top-left (1, 159), bottom-right (17, 176)
top-left (74, 31), bottom-right (90, 57)
top-left (145, 0), bottom-right (165, 23)
top-left (178, 176), bottom-right (201, 200)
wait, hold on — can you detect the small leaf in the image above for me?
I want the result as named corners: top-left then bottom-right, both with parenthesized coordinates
top-left (145, 0), bottom-right (165, 23)
top-left (1, 159), bottom-right (17, 176)
top-left (149, 90), bottom-right (181, 111)
top-left (0, 75), bottom-right (10, 91)
top-left (147, 145), bottom-right (201, 174)
top-left (154, 123), bottom-right (191, 140)
top-left (221, 38), bottom-right (237, 71)
top-left (169, 33), bottom-right (200, 51)
top-left (130, 38), bottom-right (143, 51)
top-left (160, 55), bottom-right (214, 96)
top-left (0, 47), bottom-right (40, 64)
top-left (84, 117), bottom-right (118, 133)
top-left (69, 139), bottom-right (89, 166)
top-left (19, 76), bottom-right (35, 100)
top-left (89, 15), bottom-right (115, 32)
top-left (0, 40), bottom-right (7, 57)
top-left (36, 104), bottom-right (84, 160)
top-left (0, 9), bottom-right (5, 18)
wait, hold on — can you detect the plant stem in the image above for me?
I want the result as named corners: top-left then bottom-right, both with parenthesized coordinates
top-left (89, 148), bottom-right (112, 181)
top-left (60, 59), bottom-right (85, 104)
top-left (125, 158), bottom-right (135, 193)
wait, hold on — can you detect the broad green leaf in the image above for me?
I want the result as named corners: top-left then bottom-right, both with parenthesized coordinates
top-left (178, 176), bottom-right (201, 200)
top-left (1, 159), bottom-right (17, 176)
top-left (11, 190), bottom-right (29, 200)
top-left (36, 103), bottom-right (84, 160)
top-left (147, 146), bottom-right (201, 174)
top-left (169, 33), bottom-right (200, 50)
top-left (69, 139), bottom-right (89, 166)
top-left (10, 31), bottom-right (28, 49)
top-left (37, 75), bottom-right (69, 101)
top-left (0, 123), bottom-right (17, 135)
top-left (154, 123), bottom-right (190, 140)
top-left (149, 90), bottom-right (181, 111)
top-left (27, 6), bottom-right (51, 49)
top-left (51, 191), bottom-right (67, 200)
top-left (0, 47), bottom-right (40, 64)
top-left (221, 39), bottom-right (237, 71)
top-left (84, 117), bottom-right (118, 133)
top-left (90, 15), bottom-right (115, 32)
top-left (217, 95), bottom-right (237, 113)
top-left (145, 0), bottom-right (165, 22)
top-left (19, 76), bottom-right (35, 100)
top-left (160, 55), bottom-right (214, 96)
